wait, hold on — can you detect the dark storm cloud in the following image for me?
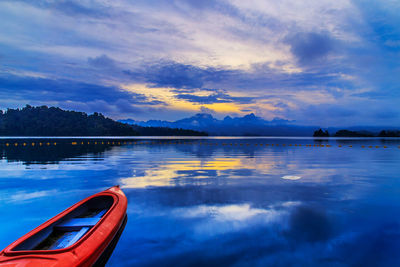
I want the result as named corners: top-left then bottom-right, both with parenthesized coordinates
top-left (126, 62), bottom-right (234, 90)
top-left (0, 74), bottom-right (164, 111)
top-left (285, 32), bottom-right (335, 65)
top-left (146, 62), bottom-right (207, 89)
top-left (126, 61), bottom-right (348, 93)
top-left (175, 92), bottom-right (254, 104)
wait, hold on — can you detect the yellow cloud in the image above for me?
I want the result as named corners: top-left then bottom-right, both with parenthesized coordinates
top-left (121, 83), bottom-right (247, 114)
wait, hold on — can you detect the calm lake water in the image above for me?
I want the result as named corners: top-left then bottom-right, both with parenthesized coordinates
top-left (1, 137), bottom-right (400, 266)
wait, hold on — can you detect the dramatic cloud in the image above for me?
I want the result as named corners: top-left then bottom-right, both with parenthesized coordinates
top-left (0, 0), bottom-right (399, 125)
top-left (0, 74), bottom-right (164, 117)
top-left (175, 92), bottom-right (254, 104)
top-left (285, 32), bottom-right (335, 65)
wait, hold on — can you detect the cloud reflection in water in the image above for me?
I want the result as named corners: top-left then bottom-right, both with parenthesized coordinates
top-left (1, 139), bottom-right (400, 266)
top-left (172, 203), bottom-right (294, 238)
top-left (281, 175), bottom-right (302, 180)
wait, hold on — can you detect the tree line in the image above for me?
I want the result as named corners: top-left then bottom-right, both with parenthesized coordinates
top-left (0, 105), bottom-right (207, 136)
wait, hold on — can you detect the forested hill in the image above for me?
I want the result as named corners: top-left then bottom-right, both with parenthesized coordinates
top-left (0, 105), bottom-right (138, 136)
top-left (0, 105), bottom-right (207, 136)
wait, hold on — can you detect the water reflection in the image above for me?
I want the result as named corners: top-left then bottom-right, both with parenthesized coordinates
top-left (281, 175), bottom-right (301, 180)
top-left (1, 139), bottom-right (114, 164)
top-left (0, 137), bottom-right (400, 266)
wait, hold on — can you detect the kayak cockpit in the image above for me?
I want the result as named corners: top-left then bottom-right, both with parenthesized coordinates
top-left (12, 195), bottom-right (114, 251)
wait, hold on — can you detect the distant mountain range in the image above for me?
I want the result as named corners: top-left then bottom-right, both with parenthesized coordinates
top-left (119, 113), bottom-right (318, 136)
top-left (1, 106), bottom-right (397, 137)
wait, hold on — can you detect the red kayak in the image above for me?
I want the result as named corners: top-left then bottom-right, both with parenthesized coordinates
top-left (0, 186), bottom-right (127, 267)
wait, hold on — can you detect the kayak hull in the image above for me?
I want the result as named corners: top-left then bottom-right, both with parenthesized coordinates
top-left (0, 186), bottom-right (128, 267)
top-left (93, 214), bottom-right (127, 267)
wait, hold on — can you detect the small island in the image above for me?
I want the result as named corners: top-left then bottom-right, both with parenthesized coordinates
top-left (333, 130), bottom-right (374, 137)
top-left (378, 130), bottom-right (400, 137)
top-left (0, 105), bottom-right (207, 136)
top-left (313, 129), bottom-right (330, 137)
top-left (313, 128), bottom-right (400, 137)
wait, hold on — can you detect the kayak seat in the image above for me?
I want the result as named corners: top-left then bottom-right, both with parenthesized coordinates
top-left (50, 227), bottom-right (90, 250)
top-left (56, 217), bottom-right (101, 231)
top-left (49, 209), bottom-right (107, 249)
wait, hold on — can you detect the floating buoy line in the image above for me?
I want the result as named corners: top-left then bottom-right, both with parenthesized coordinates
top-left (0, 140), bottom-right (398, 149)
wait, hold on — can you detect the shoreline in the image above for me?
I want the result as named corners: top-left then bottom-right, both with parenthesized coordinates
top-left (0, 136), bottom-right (400, 140)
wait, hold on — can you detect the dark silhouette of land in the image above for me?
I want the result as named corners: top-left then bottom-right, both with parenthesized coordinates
top-left (378, 130), bottom-right (400, 137)
top-left (120, 113), bottom-right (316, 136)
top-left (334, 130), bottom-right (374, 137)
top-left (313, 128), bottom-right (400, 137)
top-left (313, 129), bottom-right (330, 137)
top-left (122, 113), bottom-right (400, 137)
top-left (0, 105), bottom-right (396, 137)
top-left (0, 105), bottom-right (207, 136)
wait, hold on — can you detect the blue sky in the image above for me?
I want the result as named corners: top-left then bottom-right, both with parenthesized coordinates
top-left (0, 0), bottom-right (399, 126)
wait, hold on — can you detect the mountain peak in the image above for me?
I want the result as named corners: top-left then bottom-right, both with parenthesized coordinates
top-left (193, 113), bottom-right (214, 119)
top-left (243, 113), bottom-right (258, 120)
top-left (223, 115), bottom-right (233, 121)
